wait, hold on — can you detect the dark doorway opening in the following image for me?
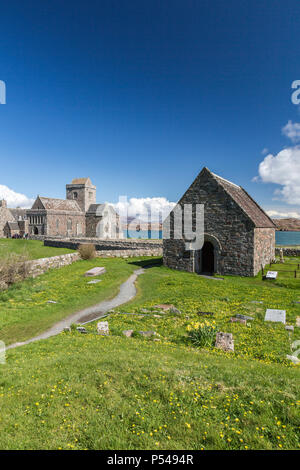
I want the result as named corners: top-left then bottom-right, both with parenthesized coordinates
top-left (201, 241), bottom-right (214, 273)
top-left (33, 226), bottom-right (39, 235)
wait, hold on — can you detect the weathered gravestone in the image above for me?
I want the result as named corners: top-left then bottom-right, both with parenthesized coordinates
top-left (296, 317), bottom-right (300, 328)
top-left (215, 332), bottom-right (234, 352)
top-left (87, 279), bottom-right (102, 284)
top-left (264, 309), bottom-right (286, 324)
top-left (97, 321), bottom-right (109, 335)
top-left (84, 267), bottom-right (106, 277)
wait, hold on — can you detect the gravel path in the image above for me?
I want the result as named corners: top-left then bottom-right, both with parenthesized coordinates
top-left (7, 268), bottom-right (145, 351)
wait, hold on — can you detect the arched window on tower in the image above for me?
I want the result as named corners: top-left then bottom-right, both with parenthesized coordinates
top-left (73, 192), bottom-right (78, 199)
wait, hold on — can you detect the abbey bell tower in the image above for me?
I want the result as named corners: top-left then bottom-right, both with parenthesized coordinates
top-left (66, 177), bottom-right (96, 213)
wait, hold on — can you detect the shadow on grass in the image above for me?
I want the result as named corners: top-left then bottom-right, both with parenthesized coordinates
top-left (127, 257), bottom-right (163, 269)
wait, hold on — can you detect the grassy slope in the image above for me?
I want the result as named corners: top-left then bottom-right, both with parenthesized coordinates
top-left (107, 259), bottom-right (300, 365)
top-left (0, 239), bottom-right (75, 260)
top-left (0, 257), bottom-right (138, 345)
top-left (1, 334), bottom-right (299, 450)
top-left (0, 257), bottom-right (299, 449)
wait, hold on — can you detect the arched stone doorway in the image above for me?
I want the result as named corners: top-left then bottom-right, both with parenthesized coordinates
top-left (195, 233), bottom-right (222, 274)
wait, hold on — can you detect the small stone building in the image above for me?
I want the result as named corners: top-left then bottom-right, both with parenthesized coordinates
top-left (26, 177), bottom-right (123, 239)
top-left (0, 200), bottom-right (28, 238)
top-left (163, 167), bottom-right (276, 277)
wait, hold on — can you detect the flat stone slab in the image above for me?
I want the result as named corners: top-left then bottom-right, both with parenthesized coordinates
top-left (296, 317), bottom-right (300, 327)
top-left (87, 279), bottom-right (102, 284)
top-left (264, 309), bottom-right (286, 324)
top-left (47, 300), bottom-right (57, 304)
top-left (84, 267), bottom-right (106, 277)
top-left (230, 317), bottom-right (247, 325)
top-left (286, 355), bottom-right (300, 364)
top-left (153, 304), bottom-right (181, 314)
top-left (197, 311), bottom-right (214, 316)
top-left (139, 330), bottom-right (156, 337)
top-left (122, 330), bottom-right (134, 337)
top-left (235, 314), bottom-right (254, 321)
top-left (250, 301), bottom-right (263, 304)
top-left (265, 271), bottom-right (278, 279)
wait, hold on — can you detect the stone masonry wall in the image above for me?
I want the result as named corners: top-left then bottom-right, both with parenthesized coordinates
top-left (25, 253), bottom-right (80, 278)
top-left (44, 237), bottom-right (162, 251)
top-left (254, 228), bottom-right (276, 274)
top-left (275, 247), bottom-right (300, 257)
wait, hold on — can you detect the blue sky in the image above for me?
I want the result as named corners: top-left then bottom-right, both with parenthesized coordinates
top-left (0, 0), bottom-right (300, 217)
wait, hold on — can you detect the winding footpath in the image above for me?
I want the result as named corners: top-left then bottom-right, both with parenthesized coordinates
top-left (7, 268), bottom-right (145, 351)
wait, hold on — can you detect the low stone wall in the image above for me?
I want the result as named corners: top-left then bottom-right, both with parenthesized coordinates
top-left (275, 247), bottom-right (300, 257)
top-left (25, 252), bottom-right (80, 278)
top-left (95, 248), bottom-right (162, 258)
top-left (44, 237), bottom-right (163, 252)
top-left (24, 247), bottom-right (162, 279)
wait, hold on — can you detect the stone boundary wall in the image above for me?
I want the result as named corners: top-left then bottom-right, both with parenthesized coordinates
top-left (275, 247), bottom-right (300, 257)
top-left (44, 237), bottom-right (162, 251)
top-left (24, 247), bottom-right (162, 279)
top-left (95, 248), bottom-right (162, 258)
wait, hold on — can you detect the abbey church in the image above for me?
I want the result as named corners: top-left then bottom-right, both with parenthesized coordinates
top-left (1, 178), bottom-right (123, 239)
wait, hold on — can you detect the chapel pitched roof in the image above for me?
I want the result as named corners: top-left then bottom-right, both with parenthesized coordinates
top-left (37, 197), bottom-right (82, 212)
top-left (208, 169), bottom-right (276, 228)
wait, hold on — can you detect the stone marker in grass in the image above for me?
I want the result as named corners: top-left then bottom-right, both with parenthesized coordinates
top-left (266, 271), bottom-right (278, 280)
top-left (76, 326), bottom-right (87, 334)
top-left (84, 267), bottom-right (106, 277)
top-left (296, 317), bottom-right (300, 327)
top-left (153, 304), bottom-right (181, 314)
top-left (264, 309), bottom-right (286, 324)
top-left (235, 314), bottom-right (254, 321)
top-left (215, 332), bottom-right (234, 352)
top-left (122, 330), bottom-right (134, 337)
top-left (230, 317), bottom-right (247, 325)
top-left (285, 325), bottom-right (294, 332)
top-left (139, 330), bottom-right (156, 338)
top-left (87, 279), bottom-right (102, 284)
top-left (97, 321), bottom-right (109, 335)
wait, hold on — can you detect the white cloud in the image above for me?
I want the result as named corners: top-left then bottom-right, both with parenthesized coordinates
top-left (0, 184), bottom-right (34, 208)
top-left (282, 120), bottom-right (300, 143)
top-left (256, 146), bottom-right (300, 204)
top-left (266, 209), bottom-right (300, 219)
top-left (261, 147), bottom-right (269, 155)
top-left (111, 197), bottom-right (176, 221)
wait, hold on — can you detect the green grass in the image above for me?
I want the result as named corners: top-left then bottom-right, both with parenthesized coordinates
top-left (101, 258), bottom-right (300, 366)
top-left (1, 333), bottom-right (299, 450)
top-left (0, 239), bottom-right (75, 260)
top-left (0, 256), bottom-right (299, 449)
top-left (0, 257), bottom-right (139, 345)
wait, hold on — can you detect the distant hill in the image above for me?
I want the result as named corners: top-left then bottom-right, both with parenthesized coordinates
top-left (273, 218), bottom-right (300, 231)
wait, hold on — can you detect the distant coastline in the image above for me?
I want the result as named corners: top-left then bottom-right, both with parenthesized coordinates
top-left (273, 218), bottom-right (300, 232)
